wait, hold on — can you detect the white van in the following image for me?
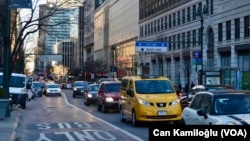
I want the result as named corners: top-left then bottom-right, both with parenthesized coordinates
top-left (0, 73), bottom-right (31, 109)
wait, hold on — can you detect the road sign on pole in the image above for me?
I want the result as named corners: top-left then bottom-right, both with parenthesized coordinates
top-left (135, 41), bottom-right (168, 52)
top-left (10, 0), bottom-right (32, 8)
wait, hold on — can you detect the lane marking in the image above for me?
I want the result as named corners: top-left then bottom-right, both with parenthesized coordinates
top-left (62, 93), bottom-right (144, 141)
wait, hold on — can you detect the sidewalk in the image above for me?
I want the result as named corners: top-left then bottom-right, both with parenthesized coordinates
top-left (0, 106), bottom-right (21, 141)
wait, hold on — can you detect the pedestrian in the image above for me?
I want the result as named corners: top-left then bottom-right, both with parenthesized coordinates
top-left (184, 82), bottom-right (189, 93)
top-left (191, 82), bottom-right (195, 89)
top-left (178, 83), bottom-right (182, 91)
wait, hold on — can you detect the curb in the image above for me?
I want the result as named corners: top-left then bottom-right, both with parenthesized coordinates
top-left (9, 109), bottom-right (20, 141)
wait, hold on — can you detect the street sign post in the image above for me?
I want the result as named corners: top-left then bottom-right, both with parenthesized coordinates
top-left (135, 41), bottom-right (168, 52)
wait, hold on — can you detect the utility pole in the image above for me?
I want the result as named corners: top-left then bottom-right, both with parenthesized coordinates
top-left (141, 48), bottom-right (144, 75)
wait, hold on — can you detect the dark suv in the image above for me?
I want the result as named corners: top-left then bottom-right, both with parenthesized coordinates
top-left (96, 81), bottom-right (121, 113)
top-left (72, 81), bottom-right (88, 98)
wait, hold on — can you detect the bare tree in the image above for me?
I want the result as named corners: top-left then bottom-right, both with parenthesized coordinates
top-left (6, 0), bottom-right (83, 76)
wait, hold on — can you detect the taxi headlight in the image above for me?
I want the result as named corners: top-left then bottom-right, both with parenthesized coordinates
top-left (138, 98), bottom-right (150, 106)
top-left (172, 99), bottom-right (180, 105)
top-left (87, 94), bottom-right (93, 98)
top-left (73, 88), bottom-right (77, 91)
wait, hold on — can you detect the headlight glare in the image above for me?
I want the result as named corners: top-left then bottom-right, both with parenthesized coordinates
top-left (138, 98), bottom-right (150, 106)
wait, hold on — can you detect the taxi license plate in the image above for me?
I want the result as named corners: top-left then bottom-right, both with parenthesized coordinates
top-left (158, 111), bottom-right (167, 116)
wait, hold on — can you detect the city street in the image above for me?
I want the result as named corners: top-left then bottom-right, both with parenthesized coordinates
top-left (15, 90), bottom-right (147, 141)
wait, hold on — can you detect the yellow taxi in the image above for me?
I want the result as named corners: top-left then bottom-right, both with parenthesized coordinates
top-left (119, 75), bottom-right (182, 126)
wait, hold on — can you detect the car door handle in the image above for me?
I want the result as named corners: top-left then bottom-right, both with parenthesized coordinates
top-left (194, 117), bottom-right (198, 120)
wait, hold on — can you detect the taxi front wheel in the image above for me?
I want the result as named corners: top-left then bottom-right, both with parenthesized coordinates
top-left (132, 110), bottom-right (140, 127)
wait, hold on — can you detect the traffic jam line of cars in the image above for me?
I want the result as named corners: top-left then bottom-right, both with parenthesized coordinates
top-left (68, 76), bottom-right (250, 126)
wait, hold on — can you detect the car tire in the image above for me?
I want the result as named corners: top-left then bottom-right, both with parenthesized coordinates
top-left (21, 102), bottom-right (26, 109)
top-left (97, 102), bottom-right (101, 111)
top-left (180, 118), bottom-right (186, 125)
top-left (132, 110), bottom-right (140, 127)
top-left (86, 100), bottom-right (90, 106)
top-left (101, 103), bottom-right (107, 113)
top-left (120, 107), bottom-right (126, 122)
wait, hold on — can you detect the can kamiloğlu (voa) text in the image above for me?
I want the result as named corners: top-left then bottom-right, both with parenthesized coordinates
top-left (152, 128), bottom-right (247, 138)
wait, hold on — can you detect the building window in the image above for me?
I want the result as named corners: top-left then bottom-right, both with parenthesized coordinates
top-left (244, 16), bottom-right (250, 37)
top-left (169, 36), bottom-right (172, 51)
top-left (187, 31), bottom-right (191, 47)
top-left (226, 21), bottom-right (231, 40)
top-left (151, 22), bottom-right (153, 34)
top-left (173, 35), bottom-right (176, 50)
top-left (192, 5), bottom-right (196, 20)
top-left (161, 18), bottom-right (164, 31)
top-left (235, 18), bottom-right (240, 39)
top-left (177, 34), bottom-right (180, 49)
top-left (140, 26), bottom-right (143, 37)
top-left (173, 13), bottom-right (176, 27)
top-left (207, 57), bottom-right (214, 71)
top-left (148, 23), bottom-right (150, 35)
top-left (192, 30), bottom-right (196, 47)
top-left (165, 16), bottom-right (167, 30)
top-left (178, 11), bottom-right (181, 25)
top-left (169, 15), bottom-right (171, 28)
top-left (210, 0), bottom-right (213, 15)
top-left (154, 21), bottom-right (157, 33)
top-left (182, 32), bottom-right (185, 49)
top-left (157, 20), bottom-right (160, 32)
top-left (238, 52), bottom-right (250, 90)
top-left (221, 52), bottom-right (231, 67)
top-left (182, 9), bottom-right (185, 24)
top-left (187, 7), bottom-right (191, 22)
top-left (218, 23), bottom-right (223, 41)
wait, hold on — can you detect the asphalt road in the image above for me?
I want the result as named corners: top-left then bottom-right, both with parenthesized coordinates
top-left (15, 90), bottom-right (145, 141)
top-left (64, 89), bottom-right (150, 141)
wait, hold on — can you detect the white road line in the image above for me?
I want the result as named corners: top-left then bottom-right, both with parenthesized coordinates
top-left (62, 93), bottom-right (144, 141)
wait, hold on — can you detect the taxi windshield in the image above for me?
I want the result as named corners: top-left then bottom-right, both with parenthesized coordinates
top-left (135, 80), bottom-right (174, 94)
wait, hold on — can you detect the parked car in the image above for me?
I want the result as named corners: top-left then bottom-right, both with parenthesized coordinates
top-left (72, 81), bottom-right (88, 98)
top-left (181, 90), bottom-right (250, 125)
top-left (31, 81), bottom-right (43, 97)
top-left (84, 83), bottom-right (100, 106)
top-left (187, 85), bottom-right (235, 101)
top-left (96, 81), bottom-right (121, 113)
top-left (98, 78), bottom-right (115, 84)
top-left (43, 83), bottom-right (62, 96)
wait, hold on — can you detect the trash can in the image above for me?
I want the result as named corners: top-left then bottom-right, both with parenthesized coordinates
top-left (0, 99), bottom-right (11, 119)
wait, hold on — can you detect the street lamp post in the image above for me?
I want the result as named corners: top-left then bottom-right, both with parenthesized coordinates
top-left (111, 46), bottom-right (115, 79)
top-left (196, 5), bottom-right (208, 85)
top-left (141, 48), bottom-right (144, 75)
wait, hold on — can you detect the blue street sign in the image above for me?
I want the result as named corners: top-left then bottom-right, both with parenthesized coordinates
top-left (10, 0), bottom-right (32, 9)
top-left (135, 41), bottom-right (168, 52)
top-left (193, 51), bottom-right (201, 58)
